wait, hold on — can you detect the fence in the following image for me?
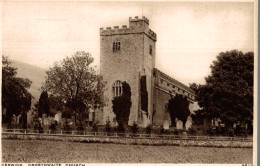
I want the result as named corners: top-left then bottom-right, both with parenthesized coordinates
top-left (2, 129), bottom-right (253, 141)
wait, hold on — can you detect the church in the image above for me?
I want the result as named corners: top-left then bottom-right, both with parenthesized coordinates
top-left (98, 16), bottom-right (197, 129)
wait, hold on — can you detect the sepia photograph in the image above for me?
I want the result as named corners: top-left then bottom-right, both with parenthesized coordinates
top-left (1, 0), bottom-right (256, 165)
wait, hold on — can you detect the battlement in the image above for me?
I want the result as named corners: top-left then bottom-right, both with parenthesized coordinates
top-left (129, 16), bottom-right (149, 25)
top-left (100, 25), bottom-right (129, 31)
top-left (100, 16), bottom-right (156, 41)
top-left (153, 68), bottom-right (195, 96)
top-left (148, 29), bottom-right (157, 40)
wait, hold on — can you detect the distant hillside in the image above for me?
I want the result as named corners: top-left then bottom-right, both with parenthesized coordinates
top-left (11, 60), bottom-right (47, 106)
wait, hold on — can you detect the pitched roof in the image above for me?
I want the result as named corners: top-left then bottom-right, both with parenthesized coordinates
top-left (154, 68), bottom-right (195, 95)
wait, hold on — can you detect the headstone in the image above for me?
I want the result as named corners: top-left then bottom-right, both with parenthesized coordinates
top-left (163, 120), bottom-right (170, 130)
top-left (142, 111), bottom-right (148, 127)
top-left (176, 120), bottom-right (183, 130)
top-left (54, 111), bottom-right (62, 123)
top-left (89, 107), bottom-right (95, 122)
top-left (27, 109), bottom-right (34, 125)
top-left (185, 116), bottom-right (192, 130)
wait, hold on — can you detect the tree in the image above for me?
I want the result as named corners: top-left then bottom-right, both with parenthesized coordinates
top-left (43, 51), bottom-right (105, 126)
top-left (168, 98), bottom-right (177, 126)
top-left (189, 83), bottom-right (206, 125)
top-left (38, 91), bottom-right (50, 117)
top-left (189, 83), bottom-right (199, 96)
top-left (112, 81), bottom-right (132, 129)
top-left (168, 94), bottom-right (190, 129)
top-left (2, 56), bottom-right (32, 128)
top-left (190, 109), bottom-right (205, 125)
top-left (191, 50), bottom-right (253, 130)
top-left (140, 75), bottom-right (148, 114)
top-left (48, 94), bottom-right (64, 116)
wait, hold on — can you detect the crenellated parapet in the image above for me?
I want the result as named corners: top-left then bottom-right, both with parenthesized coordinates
top-left (100, 16), bottom-right (157, 41)
top-left (129, 16), bottom-right (149, 25)
top-left (100, 25), bottom-right (130, 34)
top-left (147, 29), bottom-right (156, 41)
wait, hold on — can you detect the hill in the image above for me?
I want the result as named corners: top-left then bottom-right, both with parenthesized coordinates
top-left (11, 60), bottom-right (47, 106)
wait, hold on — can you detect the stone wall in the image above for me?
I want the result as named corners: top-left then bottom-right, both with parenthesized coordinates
top-left (143, 33), bottom-right (156, 126)
top-left (100, 33), bottom-right (143, 126)
top-left (2, 133), bottom-right (252, 148)
top-left (153, 87), bottom-right (171, 126)
top-left (99, 16), bottom-right (156, 126)
top-left (100, 16), bottom-right (156, 41)
top-left (152, 68), bottom-right (196, 128)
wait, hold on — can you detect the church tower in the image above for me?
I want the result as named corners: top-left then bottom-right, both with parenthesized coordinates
top-left (99, 16), bottom-right (157, 126)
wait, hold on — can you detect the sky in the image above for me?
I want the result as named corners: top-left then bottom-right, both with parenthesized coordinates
top-left (2, 1), bottom-right (255, 85)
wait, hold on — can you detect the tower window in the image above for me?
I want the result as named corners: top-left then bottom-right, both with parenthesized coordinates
top-left (112, 80), bottom-right (123, 97)
top-left (113, 42), bottom-right (120, 52)
top-left (149, 45), bottom-right (152, 55)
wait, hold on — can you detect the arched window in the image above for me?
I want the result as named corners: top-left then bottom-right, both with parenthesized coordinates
top-left (149, 45), bottom-right (152, 55)
top-left (112, 80), bottom-right (123, 97)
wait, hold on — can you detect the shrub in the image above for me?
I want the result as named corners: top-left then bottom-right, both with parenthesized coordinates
top-left (160, 127), bottom-right (164, 134)
top-left (33, 119), bottom-right (43, 133)
top-left (173, 129), bottom-right (179, 135)
top-left (117, 123), bottom-right (125, 133)
top-left (234, 126), bottom-right (242, 136)
top-left (112, 82), bottom-right (132, 129)
top-left (105, 120), bottom-right (112, 133)
top-left (145, 125), bottom-right (152, 134)
top-left (226, 128), bottom-right (235, 137)
top-left (188, 127), bottom-right (196, 135)
top-left (215, 126), bottom-right (220, 135)
top-left (206, 128), bottom-right (216, 136)
top-left (49, 123), bottom-right (57, 133)
top-left (247, 123), bottom-right (253, 135)
top-left (76, 123), bottom-right (85, 135)
top-left (63, 121), bottom-right (72, 132)
top-left (92, 122), bottom-right (99, 132)
top-left (160, 127), bottom-right (169, 134)
top-left (131, 122), bottom-right (139, 134)
top-left (77, 124), bottom-right (85, 131)
top-left (234, 126), bottom-right (248, 137)
top-left (164, 130), bottom-right (170, 134)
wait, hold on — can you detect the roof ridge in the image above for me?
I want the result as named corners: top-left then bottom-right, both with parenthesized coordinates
top-left (153, 68), bottom-right (195, 94)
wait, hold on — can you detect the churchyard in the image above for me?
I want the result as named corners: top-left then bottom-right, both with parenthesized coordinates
top-left (2, 2), bottom-right (255, 165)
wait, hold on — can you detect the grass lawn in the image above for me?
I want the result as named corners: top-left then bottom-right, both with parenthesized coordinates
top-left (2, 139), bottom-right (253, 163)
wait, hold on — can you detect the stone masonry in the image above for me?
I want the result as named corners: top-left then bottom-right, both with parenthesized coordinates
top-left (100, 16), bottom-right (156, 126)
top-left (99, 16), bottom-right (195, 128)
